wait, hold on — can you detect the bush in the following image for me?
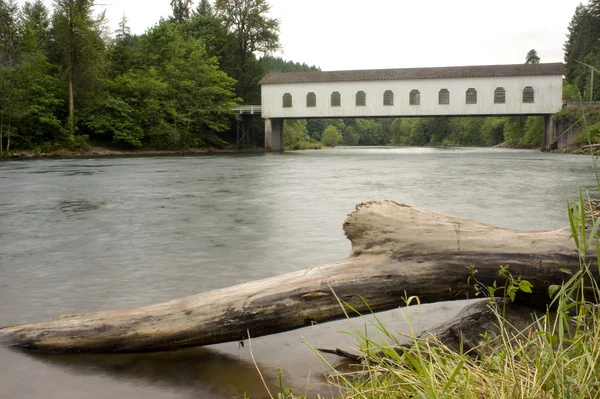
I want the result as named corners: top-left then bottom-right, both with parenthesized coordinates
top-left (67, 134), bottom-right (91, 151)
top-left (321, 125), bottom-right (342, 147)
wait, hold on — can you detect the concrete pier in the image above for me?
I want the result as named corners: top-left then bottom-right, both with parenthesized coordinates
top-left (542, 114), bottom-right (557, 152)
top-left (265, 118), bottom-right (284, 152)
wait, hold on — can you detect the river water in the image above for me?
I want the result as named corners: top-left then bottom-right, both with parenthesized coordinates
top-left (0, 147), bottom-right (597, 399)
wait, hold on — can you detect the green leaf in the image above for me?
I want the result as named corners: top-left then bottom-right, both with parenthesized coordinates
top-left (560, 268), bottom-right (573, 275)
top-left (549, 285), bottom-right (560, 298)
top-left (519, 280), bottom-right (533, 293)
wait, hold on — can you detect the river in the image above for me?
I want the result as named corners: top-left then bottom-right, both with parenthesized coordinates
top-left (0, 147), bottom-right (596, 399)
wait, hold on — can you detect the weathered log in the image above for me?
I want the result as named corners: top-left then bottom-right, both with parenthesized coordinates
top-left (0, 200), bottom-right (593, 353)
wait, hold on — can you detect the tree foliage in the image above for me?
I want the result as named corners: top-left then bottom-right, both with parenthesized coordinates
top-left (171, 0), bottom-right (193, 23)
top-left (321, 125), bottom-right (342, 147)
top-left (564, 0), bottom-right (600, 100)
top-left (525, 49), bottom-right (540, 64)
top-left (0, 0), bottom-right (255, 153)
top-left (51, 0), bottom-right (106, 136)
top-left (214, 0), bottom-right (279, 101)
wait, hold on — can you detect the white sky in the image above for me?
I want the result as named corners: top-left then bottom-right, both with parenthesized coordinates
top-left (22, 0), bottom-right (582, 71)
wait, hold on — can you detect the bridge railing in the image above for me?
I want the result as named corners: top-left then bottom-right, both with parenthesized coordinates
top-left (232, 105), bottom-right (262, 115)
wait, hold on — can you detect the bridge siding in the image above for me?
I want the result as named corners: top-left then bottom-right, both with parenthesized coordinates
top-left (261, 75), bottom-right (563, 119)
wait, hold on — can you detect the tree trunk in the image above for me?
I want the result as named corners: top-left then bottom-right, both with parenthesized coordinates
top-left (0, 200), bottom-right (593, 353)
top-left (6, 112), bottom-right (10, 152)
top-left (0, 75), bottom-right (5, 153)
top-left (5, 67), bottom-right (13, 152)
top-left (0, 112), bottom-right (4, 154)
top-left (68, 69), bottom-right (74, 137)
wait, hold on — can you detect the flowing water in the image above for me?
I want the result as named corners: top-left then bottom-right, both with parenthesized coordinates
top-left (0, 147), bottom-right (597, 399)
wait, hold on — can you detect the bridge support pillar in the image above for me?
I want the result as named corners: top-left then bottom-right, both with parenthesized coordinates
top-left (542, 114), bottom-right (557, 152)
top-left (265, 118), bottom-right (284, 152)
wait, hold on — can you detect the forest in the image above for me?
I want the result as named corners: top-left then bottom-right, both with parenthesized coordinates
top-left (0, 0), bottom-right (598, 153)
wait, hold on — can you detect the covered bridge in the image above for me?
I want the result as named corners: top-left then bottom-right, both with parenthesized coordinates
top-left (258, 63), bottom-right (565, 151)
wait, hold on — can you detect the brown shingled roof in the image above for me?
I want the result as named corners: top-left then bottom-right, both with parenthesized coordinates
top-left (259, 63), bottom-right (565, 85)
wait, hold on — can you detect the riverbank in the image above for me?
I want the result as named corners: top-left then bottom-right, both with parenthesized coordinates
top-left (0, 145), bottom-right (265, 160)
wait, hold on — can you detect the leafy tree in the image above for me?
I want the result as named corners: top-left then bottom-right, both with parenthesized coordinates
top-left (445, 118), bottom-right (484, 146)
top-left (563, 81), bottom-right (581, 102)
top-left (353, 118), bottom-right (386, 145)
top-left (525, 49), bottom-right (540, 64)
top-left (215, 0), bottom-right (279, 101)
top-left (80, 18), bottom-right (241, 149)
top-left (521, 116), bottom-right (544, 148)
top-left (481, 117), bottom-right (506, 146)
top-left (183, 3), bottom-right (233, 68)
top-left (503, 116), bottom-right (528, 144)
top-left (321, 125), bottom-right (342, 147)
top-left (343, 125), bottom-right (360, 146)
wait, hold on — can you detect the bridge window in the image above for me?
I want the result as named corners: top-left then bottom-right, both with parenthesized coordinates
top-left (439, 89), bottom-right (449, 105)
top-left (331, 91), bottom-right (341, 107)
top-left (523, 87), bottom-right (534, 103)
top-left (356, 91), bottom-right (366, 106)
top-left (306, 92), bottom-right (316, 107)
top-left (383, 90), bottom-right (394, 106)
top-left (466, 88), bottom-right (477, 104)
top-left (282, 93), bottom-right (292, 108)
top-left (409, 90), bottom-right (420, 105)
top-left (494, 87), bottom-right (506, 104)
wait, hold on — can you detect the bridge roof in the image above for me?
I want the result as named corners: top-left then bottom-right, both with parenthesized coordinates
top-left (259, 63), bottom-right (564, 85)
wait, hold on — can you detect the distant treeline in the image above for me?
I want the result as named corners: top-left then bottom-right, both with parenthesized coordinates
top-left (0, 0), bottom-right (599, 153)
top-left (284, 116), bottom-right (544, 150)
top-left (0, 0), bottom-right (294, 152)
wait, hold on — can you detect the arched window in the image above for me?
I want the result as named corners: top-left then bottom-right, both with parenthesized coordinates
top-left (523, 87), bottom-right (534, 103)
top-left (282, 93), bottom-right (292, 108)
top-left (466, 88), bottom-right (477, 104)
top-left (494, 87), bottom-right (506, 104)
top-left (331, 91), bottom-right (341, 107)
top-left (439, 89), bottom-right (450, 105)
top-left (356, 91), bottom-right (366, 106)
top-left (306, 92), bottom-right (316, 107)
top-left (409, 90), bottom-right (420, 105)
top-left (383, 90), bottom-right (394, 106)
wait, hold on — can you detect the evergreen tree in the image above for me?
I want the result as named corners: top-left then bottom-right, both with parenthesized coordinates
top-left (110, 13), bottom-right (138, 77)
top-left (525, 49), bottom-right (540, 64)
top-left (196, 0), bottom-right (212, 15)
top-left (564, 1), bottom-right (600, 99)
top-left (21, 0), bottom-right (51, 51)
top-left (14, 4), bottom-right (64, 148)
top-left (51, 0), bottom-right (107, 137)
top-left (0, 0), bottom-right (20, 152)
top-left (171, 0), bottom-right (193, 23)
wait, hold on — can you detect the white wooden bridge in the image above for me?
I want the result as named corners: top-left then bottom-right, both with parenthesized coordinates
top-left (257, 63), bottom-right (564, 151)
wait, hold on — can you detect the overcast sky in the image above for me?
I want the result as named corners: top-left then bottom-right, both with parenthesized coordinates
top-left (22, 0), bottom-right (582, 71)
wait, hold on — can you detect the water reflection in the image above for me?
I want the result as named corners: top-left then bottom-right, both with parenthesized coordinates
top-left (19, 347), bottom-right (283, 399)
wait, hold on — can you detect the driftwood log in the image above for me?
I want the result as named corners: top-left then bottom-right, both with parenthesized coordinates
top-left (0, 200), bottom-right (594, 353)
